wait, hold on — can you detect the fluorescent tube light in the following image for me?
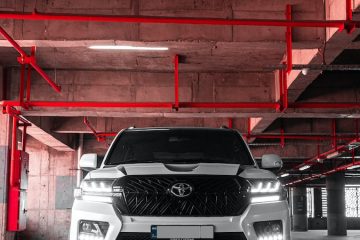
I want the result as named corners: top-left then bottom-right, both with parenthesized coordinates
top-left (251, 195), bottom-right (280, 204)
top-left (88, 45), bottom-right (169, 51)
top-left (299, 165), bottom-right (311, 171)
top-left (280, 173), bottom-right (290, 178)
top-left (326, 151), bottom-right (339, 159)
top-left (347, 165), bottom-right (360, 170)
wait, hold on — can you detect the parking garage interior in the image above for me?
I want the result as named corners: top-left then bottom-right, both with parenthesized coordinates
top-left (1, 0), bottom-right (360, 239)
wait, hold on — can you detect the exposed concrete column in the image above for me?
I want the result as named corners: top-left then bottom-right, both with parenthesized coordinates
top-left (313, 187), bottom-right (322, 218)
top-left (327, 172), bottom-right (347, 236)
top-left (292, 187), bottom-right (308, 231)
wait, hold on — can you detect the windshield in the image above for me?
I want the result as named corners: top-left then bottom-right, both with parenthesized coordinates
top-left (105, 128), bottom-right (254, 165)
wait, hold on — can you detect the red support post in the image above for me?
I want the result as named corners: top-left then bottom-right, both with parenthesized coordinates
top-left (282, 69), bottom-right (288, 110)
top-left (279, 70), bottom-right (284, 110)
top-left (174, 55), bottom-right (179, 110)
top-left (228, 118), bottom-right (233, 129)
top-left (7, 116), bottom-right (20, 231)
top-left (25, 47), bottom-right (35, 104)
top-left (286, 5), bottom-right (292, 74)
top-left (347, 0), bottom-right (353, 21)
top-left (19, 64), bottom-right (25, 107)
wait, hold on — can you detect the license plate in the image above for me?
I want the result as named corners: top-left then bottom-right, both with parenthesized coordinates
top-left (151, 225), bottom-right (214, 239)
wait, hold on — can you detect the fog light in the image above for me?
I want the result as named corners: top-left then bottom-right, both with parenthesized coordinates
top-left (78, 220), bottom-right (109, 240)
top-left (254, 220), bottom-right (283, 240)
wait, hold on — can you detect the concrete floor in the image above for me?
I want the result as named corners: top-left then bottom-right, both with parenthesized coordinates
top-left (291, 230), bottom-right (360, 239)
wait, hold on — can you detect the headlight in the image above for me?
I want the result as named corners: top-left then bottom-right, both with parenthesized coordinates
top-left (248, 180), bottom-right (284, 204)
top-left (75, 179), bottom-right (115, 203)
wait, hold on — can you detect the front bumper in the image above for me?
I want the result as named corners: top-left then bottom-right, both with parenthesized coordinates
top-left (69, 199), bottom-right (290, 240)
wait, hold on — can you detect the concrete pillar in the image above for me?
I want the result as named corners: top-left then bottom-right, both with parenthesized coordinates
top-left (327, 172), bottom-right (347, 236)
top-left (313, 187), bottom-right (322, 218)
top-left (292, 187), bottom-right (308, 231)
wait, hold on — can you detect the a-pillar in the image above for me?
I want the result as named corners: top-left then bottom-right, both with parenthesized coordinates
top-left (292, 187), bottom-right (308, 231)
top-left (327, 172), bottom-right (347, 236)
top-left (0, 66), bottom-right (16, 240)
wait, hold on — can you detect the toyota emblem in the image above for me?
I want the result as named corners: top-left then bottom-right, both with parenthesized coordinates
top-left (170, 183), bottom-right (193, 197)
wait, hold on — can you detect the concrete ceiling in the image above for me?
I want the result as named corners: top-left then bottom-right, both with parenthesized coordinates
top-left (1, 0), bottom-right (360, 186)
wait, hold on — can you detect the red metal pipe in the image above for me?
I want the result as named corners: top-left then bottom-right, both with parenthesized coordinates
top-left (4, 100), bottom-right (360, 110)
top-left (228, 118), bottom-right (233, 129)
top-left (0, 27), bottom-right (27, 56)
top-left (19, 64), bottom-right (25, 106)
top-left (282, 69), bottom-right (288, 110)
top-left (30, 101), bottom-right (174, 108)
top-left (286, 5), bottom-right (292, 73)
top-left (26, 47), bottom-right (35, 103)
top-left (26, 65), bottom-right (32, 103)
top-left (29, 61), bottom-right (61, 93)
top-left (346, 0), bottom-right (353, 21)
top-left (179, 102), bottom-right (281, 109)
top-left (174, 55), bottom-right (179, 110)
top-left (0, 27), bottom-right (61, 93)
top-left (0, 11), bottom-right (350, 29)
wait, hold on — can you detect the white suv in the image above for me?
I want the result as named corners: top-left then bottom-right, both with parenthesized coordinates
top-left (70, 127), bottom-right (290, 240)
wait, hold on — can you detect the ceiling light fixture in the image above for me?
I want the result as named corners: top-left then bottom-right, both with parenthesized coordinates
top-left (280, 173), bottom-right (290, 178)
top-left (347, 165), bottom-right (360, 170)
top-left (299, 165), bottom-right (311, 171)
top-left (326, 151), bottom-right (340, 159)
top-left (88, 45), bottom-right (169, 51)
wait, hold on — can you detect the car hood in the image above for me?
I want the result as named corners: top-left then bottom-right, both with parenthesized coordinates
top-left (88, 163), bottom-right (276, 179)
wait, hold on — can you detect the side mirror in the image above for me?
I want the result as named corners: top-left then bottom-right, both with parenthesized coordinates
top-left (79, 153), bottom-right (98, 171)
top-left (261, 154), bottom-right (283, 169)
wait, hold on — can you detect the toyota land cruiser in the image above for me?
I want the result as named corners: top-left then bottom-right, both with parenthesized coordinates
top-left (70, 127), bottom-right (290, 240)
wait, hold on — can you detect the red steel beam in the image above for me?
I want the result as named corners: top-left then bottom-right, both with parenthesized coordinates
top-left (4, 100), bottom-right (360, 110)
top-left (0, 11), bottom-right (351, 29)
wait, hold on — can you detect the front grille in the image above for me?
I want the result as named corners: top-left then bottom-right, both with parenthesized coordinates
top-left (116, 232), bottom-right (247, 240)
top-left (112, 175), bottom-right (250, 216)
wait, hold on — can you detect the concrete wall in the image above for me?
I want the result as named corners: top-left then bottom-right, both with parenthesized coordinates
top-left (20, 137), bottom-right (77, 240)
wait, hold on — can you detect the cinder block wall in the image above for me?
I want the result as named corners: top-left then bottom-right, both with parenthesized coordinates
top-left (20, 137), bottom-right (77, 240)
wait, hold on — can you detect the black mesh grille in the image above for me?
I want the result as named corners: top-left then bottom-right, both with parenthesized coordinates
top-left (116, 232), bottom-right (247, 240)
top-left (112, 175), bottom-right (250, 216)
